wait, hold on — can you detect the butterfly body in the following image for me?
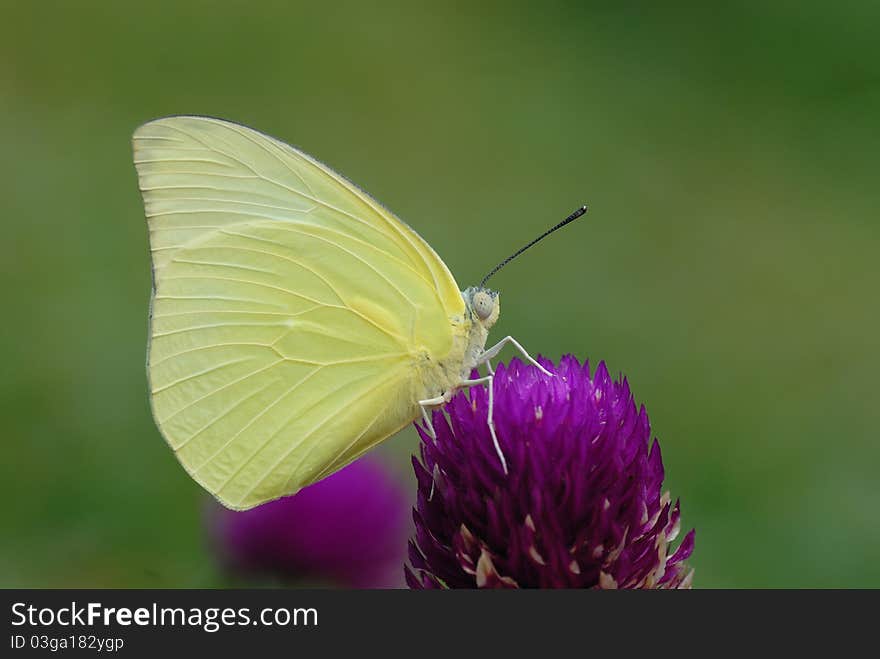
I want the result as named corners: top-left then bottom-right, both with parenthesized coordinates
top-left (134, 116), bottom-right (504, 509)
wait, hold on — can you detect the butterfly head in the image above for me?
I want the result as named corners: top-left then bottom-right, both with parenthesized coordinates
top-left (464, 286), bottom-right (500, 329)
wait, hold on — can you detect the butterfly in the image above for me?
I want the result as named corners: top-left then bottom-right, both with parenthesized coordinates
top-left (133, 116), bottom-right (583, 509)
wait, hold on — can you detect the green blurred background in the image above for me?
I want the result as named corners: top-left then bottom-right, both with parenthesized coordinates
top-left (2, 0), bottom-right (878, 588)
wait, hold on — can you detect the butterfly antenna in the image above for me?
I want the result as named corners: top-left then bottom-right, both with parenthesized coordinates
top-left (479, 205), bottom-right (588, 288)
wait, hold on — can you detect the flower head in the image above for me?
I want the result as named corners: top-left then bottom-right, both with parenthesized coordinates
top-left (210, 456), bottom-right (409, 588)
top-left (406, 355), bottom-right (694, 589)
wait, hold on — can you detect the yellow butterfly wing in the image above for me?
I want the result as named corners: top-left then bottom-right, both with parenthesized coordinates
top-left (133, 116), bottom-right (466, 510)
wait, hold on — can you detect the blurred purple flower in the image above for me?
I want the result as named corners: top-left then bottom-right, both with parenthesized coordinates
top-left (210, 456), bottom-right (409, 588)
top-left (407, 355), bottom-right (695, 589)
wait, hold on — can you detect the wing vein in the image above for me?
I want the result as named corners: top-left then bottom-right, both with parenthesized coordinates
top-left (151, 356), bottom-right (252, 394)
top-left (152, 307), bottom-right (321, 320)
top-left (159, 274), bottom-right (333, 307)
top-left (152, 321), bottom-right (286, 339)
top-left (142, 170), bottom-right (260, 179)
top-left (284, 406), bottom-right (387, 495)
top-left (158, 358), bottom-right (285, 425)
top-left (214, 235), bottom-right (410, 345)
top-left (154, 294), bottom-right (285, 309)
top-left (266, 224), bottom-right (419, 309)
top-left (171, 257), bottom-right (276, 275)
top-left (160, 122), bottom-right (423, 268)
top-left (220, 120), bottom-right (318, 197)
top-left (170, 376), bottom-right (282, 451)
top-left (227, 364), bottom-right (404, 504)
top-left (135, 157), bottom-right (235, 167)
top-left (190, 366), bottom-right (323, 473)
top-left (267, 221), bottom-right (434, 289)
top-left (149, 196), bottom-right (315, 214)
top-left (150, 342), bottom-right (288, 367)
top-left (281, 371), bottom-right (405, 494)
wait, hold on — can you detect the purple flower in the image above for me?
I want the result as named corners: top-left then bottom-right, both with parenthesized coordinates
top-left (406, 355), bottom-right (695, 589)
top-left (210, 456), bottom-right (409, 588)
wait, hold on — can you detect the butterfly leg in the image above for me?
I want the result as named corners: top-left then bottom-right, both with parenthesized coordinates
top-left (478, 335), bottom-right (553, 377)
top-left (459, 374), bottom-right (508, 475)
top-left (416, 396), bottom-right (446, 501)
top-left (417, 395), bottom-right (446, 440)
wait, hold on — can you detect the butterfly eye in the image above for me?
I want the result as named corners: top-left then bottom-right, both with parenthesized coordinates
top-left (473, 291), bottom-right (495, 320)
